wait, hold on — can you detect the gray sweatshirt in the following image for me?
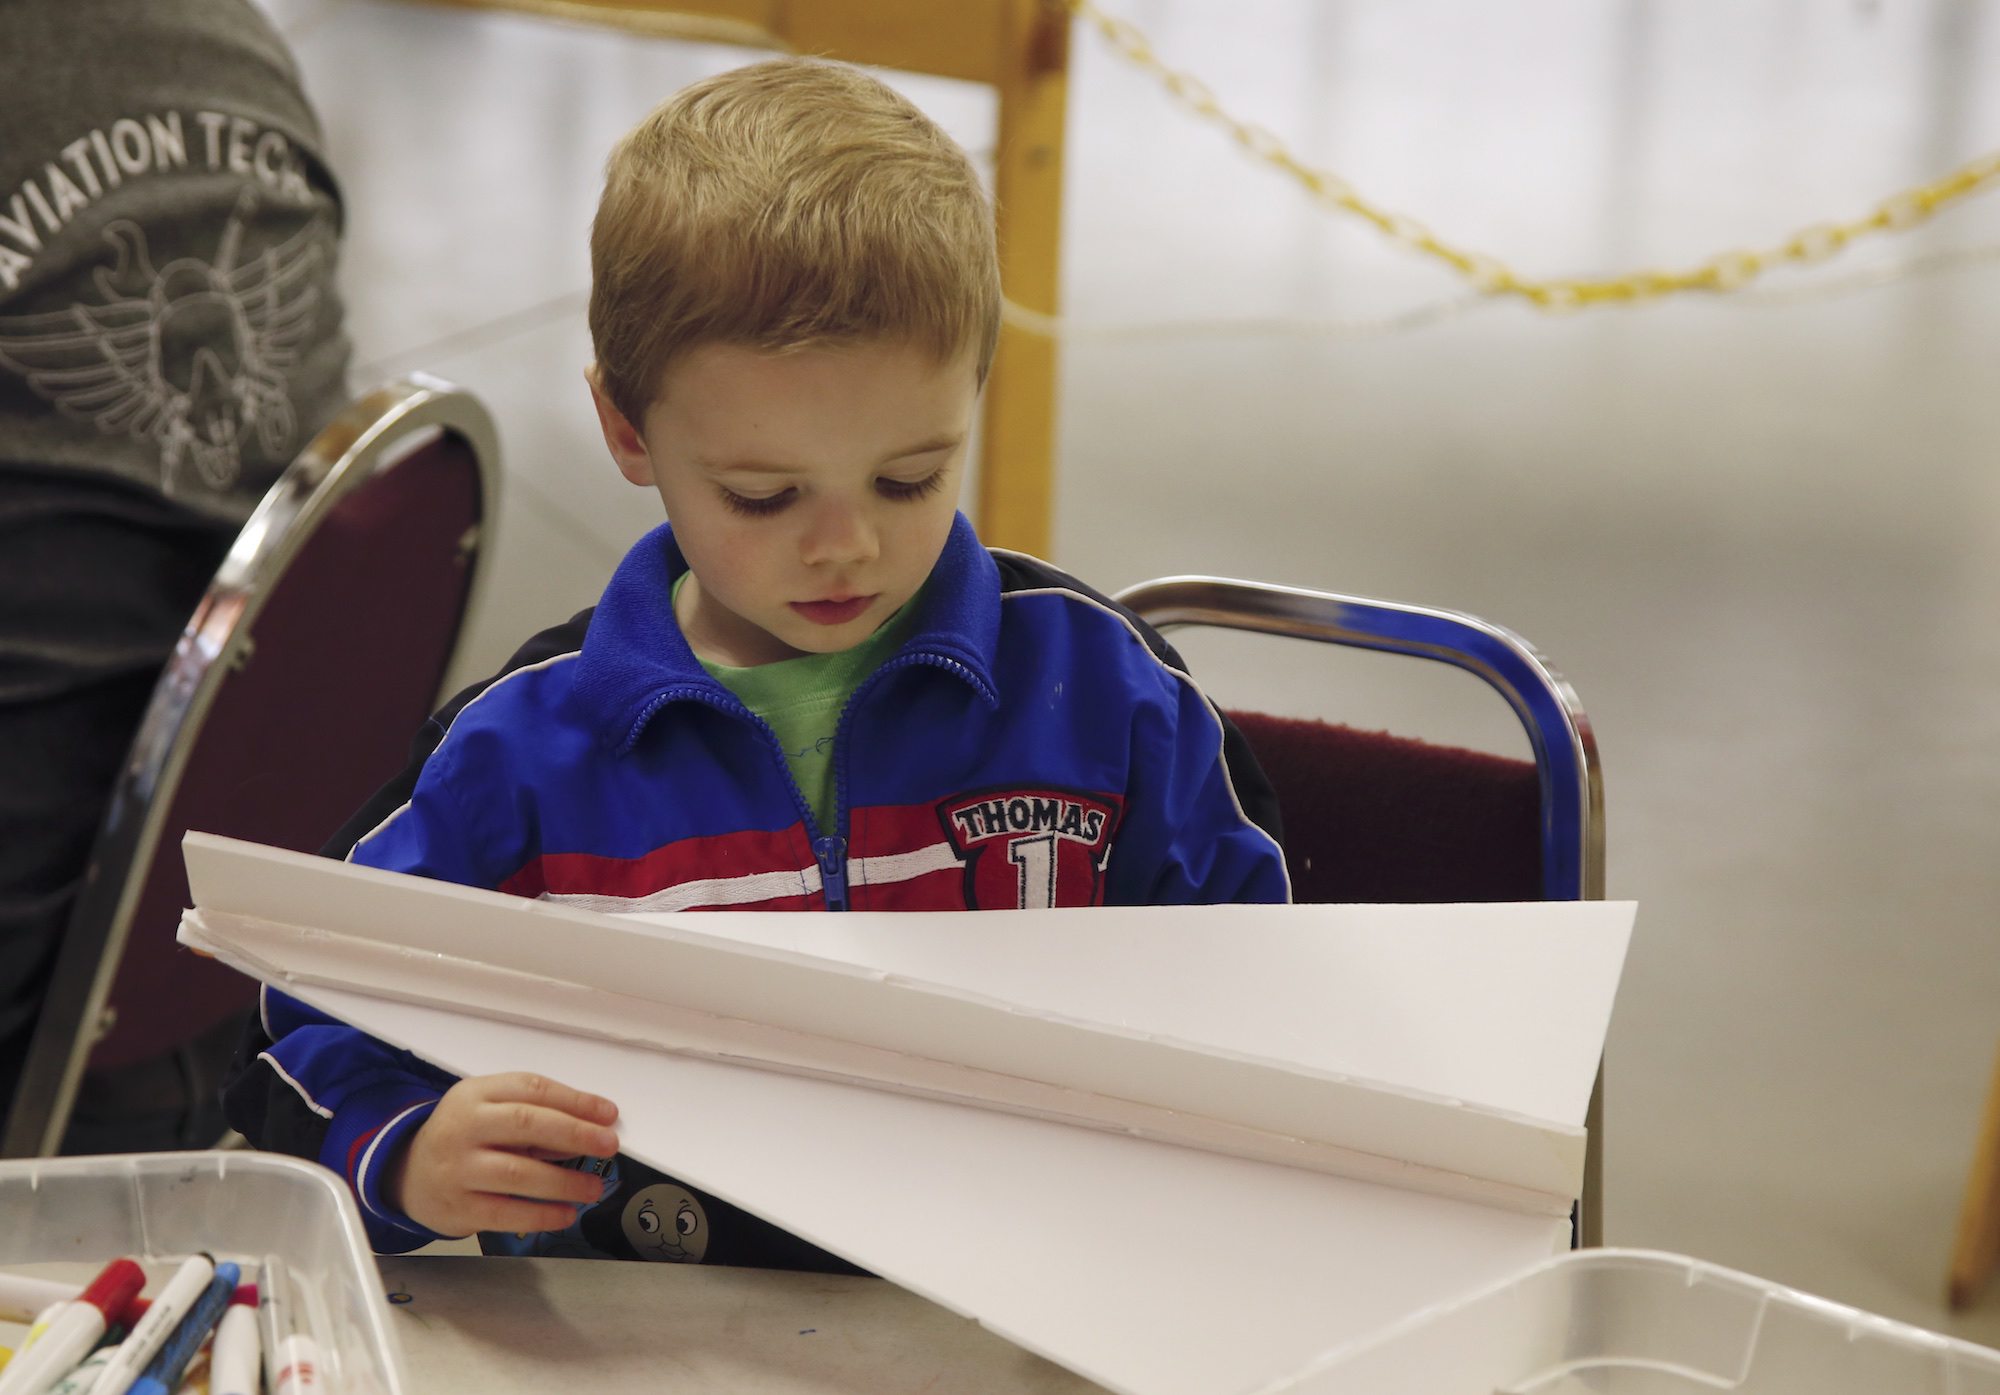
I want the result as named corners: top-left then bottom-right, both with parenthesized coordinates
top-left (0, 0), bottom-right (351, 524)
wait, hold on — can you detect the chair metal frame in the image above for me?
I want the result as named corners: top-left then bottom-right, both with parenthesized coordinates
top-left (1113, 574), bottom-right (1608, 1244)
top-left (0, 374), bottom-right (501, 1158)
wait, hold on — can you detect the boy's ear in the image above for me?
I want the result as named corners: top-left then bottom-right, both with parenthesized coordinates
top-left (586, 364), bottom-right (657, 488)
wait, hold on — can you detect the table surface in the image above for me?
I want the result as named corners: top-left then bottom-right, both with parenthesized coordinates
top-left (377, 1255), bottom-right (1106, 1394)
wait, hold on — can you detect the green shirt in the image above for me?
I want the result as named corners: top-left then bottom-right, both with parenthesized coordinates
top-left (681, 580), bottom-right (921, 834)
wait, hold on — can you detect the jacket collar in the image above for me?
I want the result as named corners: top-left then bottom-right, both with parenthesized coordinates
top-left (574, 513), bottom-right (1001, 753)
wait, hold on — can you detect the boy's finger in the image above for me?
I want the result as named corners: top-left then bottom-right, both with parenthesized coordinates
top-left (464, 1192), bottom-right (590, 1236)
top-left (478, 1072), bottom-right (620, 1125)
top-left (467, 1151), bottom-right (607, 1208)
top-left (474, 1099), bottom-right (621, 1159)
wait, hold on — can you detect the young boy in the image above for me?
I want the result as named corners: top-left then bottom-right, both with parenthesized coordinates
top-left (224, 58), bottom-right (1289, 1266)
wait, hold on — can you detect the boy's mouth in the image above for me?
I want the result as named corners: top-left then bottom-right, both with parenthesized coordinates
top-left (791, 595), bottom-right (876, 626)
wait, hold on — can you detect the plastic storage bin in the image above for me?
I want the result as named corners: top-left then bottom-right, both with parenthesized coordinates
top-left (0, 1150), bottom-right (406, 1395)
top-left (1262, 1248), bottom-right (2000, 1395)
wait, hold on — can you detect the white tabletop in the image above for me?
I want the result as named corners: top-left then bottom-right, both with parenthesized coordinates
top-left (377, 1255), bottom-right (1104, 1394)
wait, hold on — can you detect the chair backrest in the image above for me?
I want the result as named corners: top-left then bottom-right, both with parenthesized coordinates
top-left (1113, 576), bottom-right (1604, 902)
top-left (1113, 575), bottom-right (1607, 1241)
top-left (0, 374), bottom-right (501, 1158)
top-left (1226, 711), bottom-right (1544, 905)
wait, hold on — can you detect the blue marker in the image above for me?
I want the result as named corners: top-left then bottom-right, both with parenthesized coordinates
top-left (122, 1261), bottom-right (239, 1395)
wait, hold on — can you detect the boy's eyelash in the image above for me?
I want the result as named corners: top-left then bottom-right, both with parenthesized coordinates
top-left (876, 469), bottom-right (947, 501)
top-left (718, 469), bottom-right (945, 517)
top-left (719, 488), bottom-right (795, 517)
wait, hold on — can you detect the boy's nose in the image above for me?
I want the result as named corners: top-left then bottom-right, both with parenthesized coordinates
top-left (800, 501), bottom-right (880, 566)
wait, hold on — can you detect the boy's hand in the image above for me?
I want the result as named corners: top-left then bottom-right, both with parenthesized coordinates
top-left (387, 1072), bottom-right (622, 1238)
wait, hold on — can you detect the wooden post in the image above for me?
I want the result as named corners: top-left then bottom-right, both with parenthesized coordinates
top-left (978, 0), bottom-right (1069, 558)
top-left (1949, 1038), bottom-right (2000, 1309)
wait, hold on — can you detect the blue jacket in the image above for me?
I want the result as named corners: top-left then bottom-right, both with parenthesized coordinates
top-left (223, 515), bottom-right (1288, 1261)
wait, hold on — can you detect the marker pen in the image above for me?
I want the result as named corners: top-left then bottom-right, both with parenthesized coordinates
top-left (84, 1252), bottom-right (214, 1395)
top-left (125, 1261), bottom-right (238, 1395)
top-left (0, 1280), bottom-right (157, 1331)
top-left (47, 1344), bottom-right (118, 1395)
top-left (257, 1256), bottom-right (325, 1395)
top-left (0, 1273), bottom-right (79, 1325)
top-left (206, 1288), bottom-right (261, 1395)
top-left (0, 1257), bottom-right (144, 1395)
top-left (272, 1326), bottom-right (326, 1394)
top-left (17, 1298), bottom-right (69, 1354)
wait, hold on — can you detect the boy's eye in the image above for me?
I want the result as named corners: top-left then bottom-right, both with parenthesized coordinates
top-left (719, 487), bottom-right (795, 517)
top-left (876, 469), bottom-right (947, 502)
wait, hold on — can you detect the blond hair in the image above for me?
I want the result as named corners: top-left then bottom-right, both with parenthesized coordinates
top-left (589, 58), bottom-right (1002, 426)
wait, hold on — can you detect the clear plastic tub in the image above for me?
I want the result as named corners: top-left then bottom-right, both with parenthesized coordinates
top-left (1261, 1248), bottom-right (2000, 1395)
top-left (0, 1150), bottom-right (406, 1395)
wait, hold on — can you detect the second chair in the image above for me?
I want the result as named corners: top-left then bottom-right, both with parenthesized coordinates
top-left (0, 374), bottom-right (500, 1158)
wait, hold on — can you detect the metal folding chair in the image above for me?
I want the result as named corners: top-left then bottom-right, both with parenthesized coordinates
top-left (1114, 575), bottom-right (1608, 1244)
top-left (0, 375), bottom-right (500, 1157)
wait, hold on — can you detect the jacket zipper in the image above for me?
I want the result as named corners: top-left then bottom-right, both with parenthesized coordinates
top-left (819, 652), bottom-right (979, 914)
top-left (646, 652), bottom-right (985, 915)
top-left (646, 686), bottom-right (845, 907)
top-left (812, 836), bottom-right (850, 911)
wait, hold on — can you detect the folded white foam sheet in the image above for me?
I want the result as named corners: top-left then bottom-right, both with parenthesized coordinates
top-left (183, 836), bottom-right (1635, 1214)
top-left (303, 982), bottom-right (1572, 1395)
top-left (182, 834), bottom-right (1636, 1395)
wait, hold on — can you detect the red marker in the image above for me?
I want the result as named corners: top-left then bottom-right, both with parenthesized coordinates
top-left (0, 1256), bottom-right (144, 1395)
top-left (0, 1275), bottom-right (221, 1326)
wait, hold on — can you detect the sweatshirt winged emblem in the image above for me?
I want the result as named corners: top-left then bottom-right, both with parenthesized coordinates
top-left (0, 194), bottom-right (329, 495)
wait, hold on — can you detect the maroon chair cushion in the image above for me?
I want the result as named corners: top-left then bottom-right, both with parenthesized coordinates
top-left (90, 435), bottom-right (481, 1069)
top-left (1227, 710), bottom-right (1542, 905)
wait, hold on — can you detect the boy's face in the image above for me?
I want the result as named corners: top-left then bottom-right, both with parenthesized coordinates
top-left (591, 338), bottom-right (977, 667)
